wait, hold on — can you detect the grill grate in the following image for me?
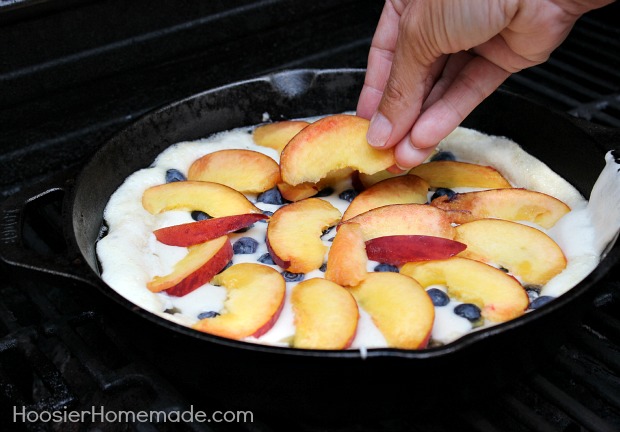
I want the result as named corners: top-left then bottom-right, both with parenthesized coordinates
top-left (505, 14), bottom-right (620, 128)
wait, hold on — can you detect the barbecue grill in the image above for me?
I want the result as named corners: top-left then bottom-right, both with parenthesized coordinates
top-left (1, 1), bottom-right (619, 431)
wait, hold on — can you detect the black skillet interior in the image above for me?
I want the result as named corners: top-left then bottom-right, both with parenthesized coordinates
top-left (68, 68), bottom-right (619, 420)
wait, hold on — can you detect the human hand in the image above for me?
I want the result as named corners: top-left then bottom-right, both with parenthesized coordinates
top-left (357, 0), bottom-right (613, 169)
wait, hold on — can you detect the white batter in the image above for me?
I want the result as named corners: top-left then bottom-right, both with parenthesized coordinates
top-left (96, 118), bottom-right (619, 349)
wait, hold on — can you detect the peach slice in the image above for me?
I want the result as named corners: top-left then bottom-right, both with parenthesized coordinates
top-left (409, 161), bottom-right (511, 189)
top-left (277, 182), bottom-right (318, 202)
top-left (193, 263), bottom-right (286, 339)
top-left (325, 223), bottom-right (368, 287)
top-left (355, 169), bottom-right (406, 190)
top-left (147, 235), bottom-right (232, 296)
top-left (454, 219), bottom-right (567, 285)
top-left (354, 148), bottom-right (438, 189)
top-left (266, 198), bottom-right (342, 273)
top-left (430, 188), bottom-right (570, 228)
top-left (349, 272), bottom-right (435, 349)
top-left (252, 120), bottom-right (310, 153)
top-left (154, 213), bottom-right (269, 247)
top-left (365, 235), bottom-right (467, 266)
top-left (187, 149), bottom-right (280, 193)
top-left (342, 175), bottom-right (429, 221)
top-left (291, 278), bottom-right (359, 349)
top-left (280, 114), bottom-right (395, 185)
top-left (142, 181), bottom-right (261, 217)
top-left (400, 257), bottom-right (529, 322)
top-left (277, 168), bottom-right (354, 202)
top-left (342, 204), bottom-right (455, 241)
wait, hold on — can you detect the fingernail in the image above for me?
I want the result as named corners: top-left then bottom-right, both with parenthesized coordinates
top-left (395, 136), bottom-right (435, 169)
top-left (367, 112), bottom-right (392, 148)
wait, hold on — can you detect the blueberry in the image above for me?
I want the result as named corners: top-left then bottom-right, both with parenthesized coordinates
top-left (374, 263), bottom-right (399, 273)
top-left (315, 187), bottom-right (335, 197)
top-left (165, 169), bottom-right (186, 183)
top-left (281, 271), bottom-right (305, 282)
top-left (197, 311), bottom-right (220, 319)
top-left (427, 288), bottom-right (450, 307)
top-left (430, 151), bottom-right (456, 162)
top-left (233, 237), bottom-right (259, 254)
top-left (328, 237), bottom-right (335, 242)
top-left (258, 253), bottom-right (275, 265)
top-left (529, 295), bottom-right (555, 309)
top-left (454, 303), bottom-right (482, 321)
top-left (257, 187), bottom-right (286, 205)
top-left (319, 263), bottom-right (327, 272)
top-left (430, 188), bottom-right (456, 202)
top-left (525, 285), bottom-right (542, 302)
top-left (339, 189), bottom-right (359, 202)
top-left (191, 211), bottom-right (211, 221)
top-left (234, 225), bottom-right (253, 233)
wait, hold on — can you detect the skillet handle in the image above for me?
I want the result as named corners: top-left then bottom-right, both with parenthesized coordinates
top-left (0, 176), bottom-right (98, 287)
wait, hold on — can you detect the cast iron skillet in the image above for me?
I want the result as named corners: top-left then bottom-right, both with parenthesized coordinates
top-left (1, 69), bottom-right (619, 421)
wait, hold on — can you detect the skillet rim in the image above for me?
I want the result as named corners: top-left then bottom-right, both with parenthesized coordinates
top-left (72, 67), bottom-right (620, 360)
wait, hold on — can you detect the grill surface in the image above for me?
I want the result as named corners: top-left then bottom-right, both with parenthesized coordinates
top-left (1, 1), bottom-right (619, 431)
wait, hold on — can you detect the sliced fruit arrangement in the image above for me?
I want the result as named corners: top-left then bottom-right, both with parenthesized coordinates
top-left (291, 278), bottom-right (359, 349)
top-left (349, 272), bottom-right (435, 349)
top-left (365, 235), bottom-right (467, 266)
top-left (193, 263), bottom-right (286, 339)
top-left (147, 235), bottom-right (233, 297)
top-left (400, 257), bottom-right (529, 322)
top-left (187, 149), bottom-right (280, 193)
top-left (342, 175), bottom-right (429, 221)
top-left (131, 114), bottom-right (577, 350)
top-left (430, 188), bottom-right (570, 228)
top-left (342, 203), bottom-right (455, 241)
top-left (253, 120), bottom-right (310, 153)
top-left (154, 213), bottom-right (269, 247)
top-left (280, 114), bottom-right (395, 185)
top-left (266, 198), bottom-right (342, 273)
top-left (454, 219), bottom-right (567, 285)
top-left (142, 181), bottom-right (262, 217)
top-left (325, 222), bottom-right (368, 287)
top-left (409, 160), bottom-right (511, 189)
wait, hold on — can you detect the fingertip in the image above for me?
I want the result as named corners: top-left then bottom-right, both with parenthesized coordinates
top-left (409, 117), bottom-right (445, 150)
top-left (386, 164), bottom-right (407, 174)
top-left (393, 135), bottom-right (436, 169)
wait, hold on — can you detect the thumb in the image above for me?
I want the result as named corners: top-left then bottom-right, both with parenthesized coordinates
top-left (366, 3), bottom-right (443, 150)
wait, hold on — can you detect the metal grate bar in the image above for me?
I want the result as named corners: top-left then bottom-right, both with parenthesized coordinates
top-left (546, 57), bottom-right (618, 94)
top-left (496, 394), bottom-right (559, 432)
top-left (530, 376), bottom-right (618, 432)
top-left (507, 74), bottom-right (582, 108)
